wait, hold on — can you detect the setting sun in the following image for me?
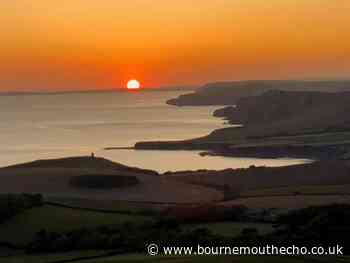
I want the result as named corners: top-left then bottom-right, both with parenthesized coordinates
top-left (127, 80), bottom-right (141, 90)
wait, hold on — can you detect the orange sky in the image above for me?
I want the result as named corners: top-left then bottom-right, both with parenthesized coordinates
top-left (0, 1), bottom-right (350, 91)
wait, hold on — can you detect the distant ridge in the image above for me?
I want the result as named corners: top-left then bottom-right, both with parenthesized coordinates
top-left (167, 80), bottom-right (350, 106)
top-left (199, 80), bottom-right (350, 92)
top-left (0, 86), bottom-right (195, 97)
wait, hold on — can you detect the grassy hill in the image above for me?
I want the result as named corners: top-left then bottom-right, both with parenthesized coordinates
top-left (0, 156), bottom-right (223, 203)
top-left (169, 161), bottom-right (350, 193)
top-left (3, 156), bottom-right (158, 176)
top-left (211, 90), bottom-right (350, 139)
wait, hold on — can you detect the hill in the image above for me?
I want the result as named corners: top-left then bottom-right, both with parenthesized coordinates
top-left (168, 161), bottom-right (350, 193)
top-left (167, 160), bottom-right (350, 209)
top-left (213, 90), bottom-right (350, 135)
top-left (0, 156), bottom-right (222, 203)
top-left (3, 156), bottom-right (157, 176)
top-left (167, 80), bottom-right (350, 106)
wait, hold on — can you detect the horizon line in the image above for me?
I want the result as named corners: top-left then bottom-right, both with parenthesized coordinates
top-left (1, 78), bottom-right (350, 96)
top-left (0, 86), bottom-right (197, 96)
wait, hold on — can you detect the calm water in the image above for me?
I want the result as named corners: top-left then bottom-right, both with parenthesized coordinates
top-left (0, 90), bottom-right (309, 171)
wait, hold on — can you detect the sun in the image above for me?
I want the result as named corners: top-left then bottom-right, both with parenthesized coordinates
top-left (127, 79), bottom-right (141, 90)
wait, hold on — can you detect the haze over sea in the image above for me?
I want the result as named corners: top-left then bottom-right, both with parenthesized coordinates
top-left (0, 90), bottom-right (308, 172)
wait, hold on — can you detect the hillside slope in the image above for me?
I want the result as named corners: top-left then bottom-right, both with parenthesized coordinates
top-left (209, 90), bottom-right (350, 140)
top-left (0, 156), bottom-right (222, 203)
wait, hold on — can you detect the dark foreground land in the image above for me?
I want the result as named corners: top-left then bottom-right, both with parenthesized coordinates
top-left (1, 157), bottom-right (350, 262)
top-left (3, 81), bottom-right (350, 262)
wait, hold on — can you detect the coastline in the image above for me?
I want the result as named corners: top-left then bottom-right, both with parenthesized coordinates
top-left (124, 88), bottom-right (350, 162)
top-left (132, 141), bottom-right (349, 161)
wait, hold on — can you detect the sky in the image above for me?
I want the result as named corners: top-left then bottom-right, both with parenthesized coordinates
top-left (0, 0), bottom-right (349, 91)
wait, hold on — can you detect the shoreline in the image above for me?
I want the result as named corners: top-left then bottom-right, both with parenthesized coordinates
top-left (150, 87), bottom-right (350, 162)
top-left (104, 146), bottom-right (134, 150)
top-left (104, 141), bottom-right (347, 161)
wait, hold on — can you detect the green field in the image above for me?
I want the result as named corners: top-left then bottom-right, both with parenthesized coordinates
top-left (0, 205), bottom-right (152, 245)
top-left (2, 250), bottom-right (113, 263)
top-left (45, 196), bottom-right (156, 214)
top-left (84, 255), bottom-right (350, 263)
top-left (240, 184), bottom-right (350, 197)
top-left (2, 252), bottom-right (350, 263)
top-left (183, 222), bottom-right (274, 237)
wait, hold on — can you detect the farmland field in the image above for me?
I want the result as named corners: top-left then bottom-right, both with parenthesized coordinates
top-left (2, 252), bottom-right (350, 263)
top-left (240, 184), bottom-right (350, 197)
top-left (183, 222), bottom-right (274, 237)
top-left (0, 205), bottom-right (152, 245)
top-left (221, 195), bottom-right (350, 209)
top-left (45, 196), bottom-right (159, 214)
top-left (1, 250), bottom-right (113, 263)
top-left (83, 255), bottom-right (350, 263)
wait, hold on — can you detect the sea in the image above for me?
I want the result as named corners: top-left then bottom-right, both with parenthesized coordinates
top-left (0, 90), bottom-right (309, 172)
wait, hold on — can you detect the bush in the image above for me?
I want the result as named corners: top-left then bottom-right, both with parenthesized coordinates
top-left (270, 204), bottom-right (350, 251)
